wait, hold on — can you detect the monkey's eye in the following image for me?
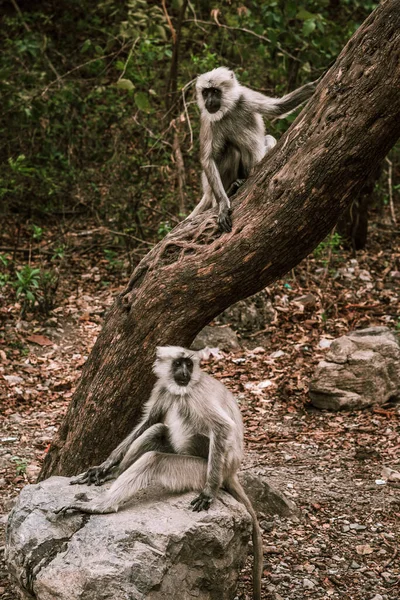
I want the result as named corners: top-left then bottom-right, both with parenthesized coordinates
top-left (184, 358), bottom-right (193, 370)
top-left (202, 87), bottom-right (221, 99)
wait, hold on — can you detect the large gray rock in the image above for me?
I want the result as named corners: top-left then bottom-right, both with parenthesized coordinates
top-left (216, 292), bottom-right (277, 334)
top-left (191, 325), bottom-right (240, 351)
top-left (239, 471), bottom-right (298, 518)
top-left (6, 477), bottom-right (251, 600)
top-left (309, 327), bottom-right (400, 410)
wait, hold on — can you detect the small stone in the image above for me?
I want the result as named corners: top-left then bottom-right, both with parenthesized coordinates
top-left (303, 578), bottom-right (315, 589)
top-left (3, 375), bottom-right (24, 385)
top-left (370, 595), bottom-right (383, 600)
top-left (270, 350), bottom-right (285, 359)
top-left (351, 561), bottom-right (361, 569)
top-left (260, 520), bottom-right (274, 532)
top-left (350, 523), bottom-right (367, 530)
top-left (319, 338), bottom-right (333, 349)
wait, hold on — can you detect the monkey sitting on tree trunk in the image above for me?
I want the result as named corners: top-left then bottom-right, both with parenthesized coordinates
top-left (57, 346), bottom-right (263, 600)
top-left (189, 66), bottom-right (317, 233)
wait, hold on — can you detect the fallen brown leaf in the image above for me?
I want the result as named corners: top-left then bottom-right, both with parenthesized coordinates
top-left (27, 334), bottom-right (54, 346)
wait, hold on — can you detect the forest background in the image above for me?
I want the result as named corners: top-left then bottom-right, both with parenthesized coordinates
top-left (1, 2), bottom-right (399, 599)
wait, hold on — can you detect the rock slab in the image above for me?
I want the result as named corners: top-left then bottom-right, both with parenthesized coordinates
top-left (6, 476), bottom-right (251, 600)
top-left (240, 471), bottom-right (298, 518)
top-left (309, 327), bottom-right (400, 410)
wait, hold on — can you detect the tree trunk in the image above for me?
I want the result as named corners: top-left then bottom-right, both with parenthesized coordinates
top-left (40, 0), bottom-right (400, 479)
top-left (337, 163), bottom-right (383, 251)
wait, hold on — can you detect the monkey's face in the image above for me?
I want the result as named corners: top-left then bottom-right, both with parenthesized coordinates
top-left (202, 87), bottom-right (222, 114)
top-left (172, 357), bottom-right (194, 387)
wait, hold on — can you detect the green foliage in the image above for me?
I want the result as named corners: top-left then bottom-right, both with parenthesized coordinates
top-left (31, 225), bottom-right (43, 241)
top-left (104, 248), bottom-right (125, 271)
top-left (2, 260), bottom-right (60, 315)
top-left (0, 0), bottom-right (383, 230)
top-left (10, 456), bottom-right (28, 476)
top-left (313, 232), bottom-right (343, 263)
top-left (0, 254), bottom-right (10, 287)
top-left (157, 221), bottom-right (173, 239)
top-left (13, 265), bottom-right (41, 306)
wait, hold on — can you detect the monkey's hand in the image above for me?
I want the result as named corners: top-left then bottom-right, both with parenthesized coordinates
top-left (70, 464), bottom-right (115, 487)
top-left (190, 491), bottom-right (213, 512)
top-left (218, 208), bottom-right (232, 234)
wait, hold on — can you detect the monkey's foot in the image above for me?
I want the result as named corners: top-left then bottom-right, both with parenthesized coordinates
top-left (227, 179), bottom-right (245, 198)
top-left (70, 466), bottom-right (114, 486)
top-left (190, 492), bottom-right (213, 512)
top-left (55, 502), bottom-right (113, 516)
top-left (55, 503), bottom-right (87, 516)
top-left (218, 209), bottom-right (232, 233)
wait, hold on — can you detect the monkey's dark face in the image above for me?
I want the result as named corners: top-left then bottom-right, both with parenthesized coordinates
top-left (202, 87), bottom-right (222, 114)
top-left (172, 357), bottom-right (194, 387)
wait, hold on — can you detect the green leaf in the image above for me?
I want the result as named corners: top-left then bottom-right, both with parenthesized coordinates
top-left (303, 20), bottom-right (316, 36)
top-left (81, 39), bottom-right (92, 53)
top-left (134, 92), bottom-right (150, 112)
top-left (115, 78), bottom-right (135, 91)
top-left (115, 60), bottom-right (125, 71)
top-left (296, 9), bottom-right (316, 21)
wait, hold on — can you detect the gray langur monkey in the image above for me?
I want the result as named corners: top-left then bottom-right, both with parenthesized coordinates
top-left (56, 346), bottom-right (263, 600)
top-left (188, 66), bottom-right (317, 233)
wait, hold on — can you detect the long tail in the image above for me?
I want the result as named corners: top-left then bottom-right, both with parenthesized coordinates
top-left (225, 475), bottom-right (263, 600)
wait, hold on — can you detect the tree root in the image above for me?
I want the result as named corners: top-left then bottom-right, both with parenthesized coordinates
top-left (120, 213), bottom-right (218, 308)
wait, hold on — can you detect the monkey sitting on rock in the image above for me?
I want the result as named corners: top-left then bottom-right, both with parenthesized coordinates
top-left (57, 346), bottom-right (263, 600)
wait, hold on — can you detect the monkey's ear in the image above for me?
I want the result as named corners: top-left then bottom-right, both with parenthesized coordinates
top-left (156, 346), bottom-right (167, 359)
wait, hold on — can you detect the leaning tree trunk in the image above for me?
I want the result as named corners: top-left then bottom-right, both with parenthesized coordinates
top-left (40, 0), bottom-right (400, 479)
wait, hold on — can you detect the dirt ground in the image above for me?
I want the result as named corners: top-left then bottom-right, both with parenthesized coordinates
top-left (0, 214), bottom-right (399, 599)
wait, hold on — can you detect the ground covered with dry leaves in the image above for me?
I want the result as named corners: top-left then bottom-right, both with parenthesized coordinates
top-left (0, 213), bottom-right (399, 600)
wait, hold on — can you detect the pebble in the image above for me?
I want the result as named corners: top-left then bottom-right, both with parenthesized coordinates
top-left (350, 523), bottom-right (367, 530)
top-left (260, 520), bottom-right (274, 532)
top-left (303, 578), bottom-right (315, 589)
top-left (370, 595), bottom-right (383, 600)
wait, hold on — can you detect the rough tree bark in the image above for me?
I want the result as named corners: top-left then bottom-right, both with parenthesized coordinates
top-left (40, 0), bottom-right (400, 479)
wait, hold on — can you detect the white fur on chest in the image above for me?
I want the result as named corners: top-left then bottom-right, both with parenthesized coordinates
top-left (164, 401), bottom-right (207, 453)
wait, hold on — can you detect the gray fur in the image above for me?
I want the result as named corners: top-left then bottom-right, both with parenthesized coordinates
top-left (57, 345), bottom-right (262, 600)
top-left (189, 66), bottom-right (316, 232)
